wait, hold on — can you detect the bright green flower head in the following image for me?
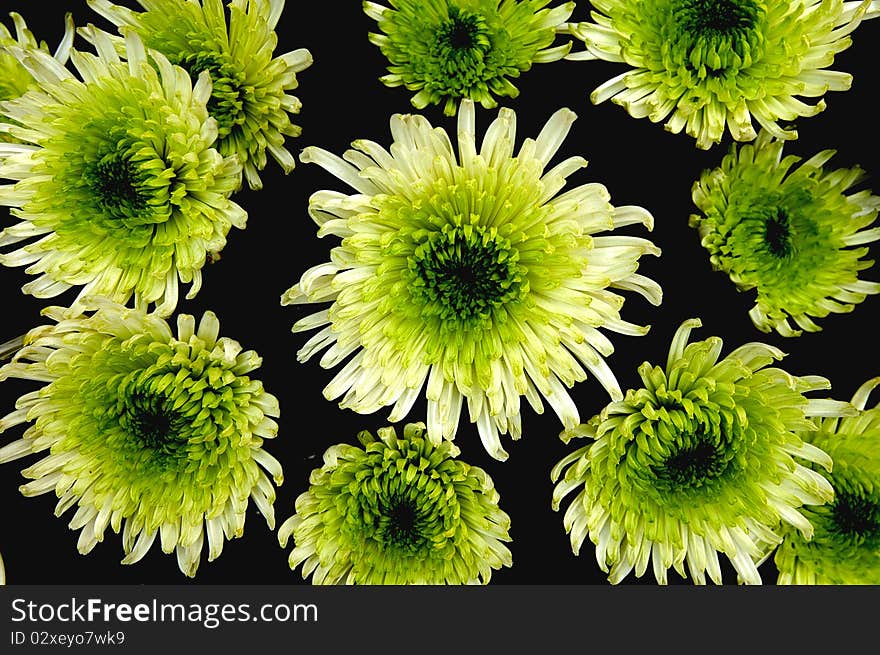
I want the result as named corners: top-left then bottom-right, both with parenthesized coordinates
top-left (0, 299), bottom-right (283, 578)
top-left (0, 12), bottom-right (74, 113)
top-left (689, 130), bottom-right (880, 337)
top-left (86, 0), bottom-right (313, 190)
top-left (772, 377), bottom-right (880, 584)
top-left (364, 0), bottom-right (575, 115)
top-left (551, 318), bottom-right (856, 585)
top-left (282, 100), bottom-right (662, 461)
top-left (278, 422), bottom-right (512, 584)
top-left (568, 0), bottom-right (879, 149)
top-left (0, 28), bottom-right (245, 316)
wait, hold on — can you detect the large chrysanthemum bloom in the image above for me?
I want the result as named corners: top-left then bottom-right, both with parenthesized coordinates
top-left (1, 12), bottom-right (75, 138)
top-left (364, 0), bottom-right (575, 116)
top-left (282, 100), bottom-right (662, 461)
top-left (0, 28), bottom-right (245, 316)
top-left (278, 422), bottom-right (512, 584)
top-left (551, 318), bottom-right (856, 585)
top-left (85, 0), bottom-right (313, 190)
top-left (771, 377), bottom-right (880, 584)
top-left (0, 299), bottom-right (283, 578)
top-left (689, 130), bottom-right (880, 337)
top-left (567, 0), bottom-right (880, 149)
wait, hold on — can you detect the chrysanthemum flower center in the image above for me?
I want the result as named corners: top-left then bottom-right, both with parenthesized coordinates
top-left (653, 435), bottom-right (732, 489)
top-left (377, 497), bottom-right (425, 551)
top-left (673, 0), bottom-right (761, 38)
top-left (438, 8), bottom-right (488, 51)
top-left (88, 152), bottom-right (151, 218)
top-left (764, 208), bottom-right (794, 258)
top-left (408, 225), bottom-right (525, 327)
top-left (175, 51), bottom-right (246, 138)
top-left (117, 390), bottom-right (188, 466)
top-left (668, 0), bottom-right (764, 74)
top-left (830, 489), bottom-right (880, 541)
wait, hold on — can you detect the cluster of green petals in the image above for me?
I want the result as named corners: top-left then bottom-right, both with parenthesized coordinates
top-left (364, 0), bottom-right (575, 115)
top-left (569, 0), bottom-right (879, 148)
top-left (85, 0), bottom-right (313, 190)
top-left (0, 12), bottom-right (74, 125)
top-left (551, 318), bottom-right (855, 585)
top-left (689, 130), bottom-right (880, 337)
top-left (0, 28), bottom-right (245, 316)
top-left (771, 377), bottom-right (880, 584)
top-left (0, 300), bottom-right (283, 578)
top-left (278, 422), bottom-right (512, 584)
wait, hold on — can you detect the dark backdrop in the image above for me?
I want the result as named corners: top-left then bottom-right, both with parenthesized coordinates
top-left (1, 0), bottom-right (878, 585)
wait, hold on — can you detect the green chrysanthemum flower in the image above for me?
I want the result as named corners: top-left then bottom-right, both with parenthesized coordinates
top-left (282, 100), bottom-right (662, 461)
top-left (0, 28), bottom-right (245, 316)
top-left (0, 299), bottom-right (283, 578)
top-left (689, 130), bottom-right (880, 337)
top-left (1, 11), bottom-right (75, 136)
top-left (278, 422), bottom-right (512, 584)
top-left (551, 318), bottom-right (856, 585)
top-left (771, 377), bottom-right (880, 584)
top-left (364, 0), bottom-right (575, 115)
top-left (86, 0), bottom-right (313, 190)
top-left (568, 0), bottom-right (879, 149)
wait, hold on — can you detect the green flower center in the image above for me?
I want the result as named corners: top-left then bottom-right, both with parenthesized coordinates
top-left (376, 497), bottom-right (426, 552)
top-left (88, 152), bottom-right (151, 219)
top-left (175, 51), bottom-right (246, 139)
top-left (117, 390), bottom-right (188, 467)
top-left (830, 490), bottom-right (880, 541)
top-left (764, 208), bottom-right (794, 258)
top-left (408, 225), bottom-right (526, 327)
top-left (673, 0), bottom-right (761, 38)
top-left (667, 0), bottom-right (764, 74)
top-left (437, 8), bottom-right (489, 52)
top-left (653, 435), bottom-right (732, 489)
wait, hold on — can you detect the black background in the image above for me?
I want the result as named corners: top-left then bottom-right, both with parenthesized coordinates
top-left (0, 0), bottom-right (878, 586)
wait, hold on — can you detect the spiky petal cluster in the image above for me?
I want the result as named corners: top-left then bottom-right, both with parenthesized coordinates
top-left (772, 377), bottom-right (880, 584)
top-left (278, 422), bottom-right (512, 584)
top-left (690, 130), bottom-right (880, 337)
top-left (282, 100), bottom-right (662, 461)
top-left (568, 0), bottom-right (880, 148)
top-left (0, 28), bottom-right (245, 316)
top-left (0, 12), bottom-right (74, 123)
top-left (551, 318), bottom-right (856, 585)
top-left (0, 300), bottom-right (283, 578)
top-left (85, 0), bottom-right (313, 190)
top-left (364, 0), bottom-right (575, 115)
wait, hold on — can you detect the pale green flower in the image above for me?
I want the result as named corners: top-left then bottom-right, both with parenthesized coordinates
top-left (772, 377), bottom-right (880, 584)
top-left (0, 11), bottom-right (75, 109)
top-left (568, 0), bottom-right (879, 149)
top-left (282, 100), bottom-right (662, 461)
top-left (0, 28), bottom-right (245, 316)
top-left (364, 0), bottom-right (574, 115)
top-left (690, 130), bottom-right (880, 337)
top-left (0, 299), bottom-right (283, 578)
top-left (278, 422), bottom-right (512, 584)
top-left (85, 0), bottom-right (313, 190)
top-left (551, 318), bottom-right (856, 585)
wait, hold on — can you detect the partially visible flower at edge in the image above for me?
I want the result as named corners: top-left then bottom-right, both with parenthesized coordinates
top-left (552, 317), bottom-right (856, 585)
top-left (84, 0), bottom-right (313, 190)
top-left (0, 27), bottom-right (245, 316)
top-left (0, 298), bottom-right (283, 578)
top-left (364, 0), bottom-right (575, 116)
top-left (278, 421), bottom-right (512, 584)
top-left (566, 0), bottom-right (880, 149)
top-left (771, 376), bottom-right (880, 584)
top-left (689, 129), bottom-right (880, 337)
